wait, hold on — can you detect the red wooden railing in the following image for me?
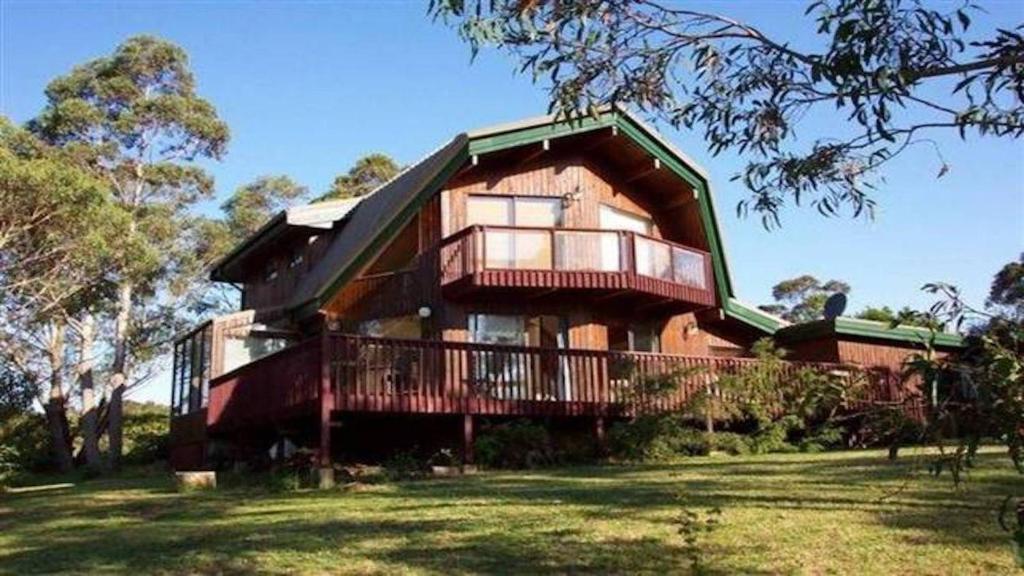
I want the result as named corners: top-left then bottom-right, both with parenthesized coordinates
top-left (207, 337), bottom-right (321, 431)
top-left (206, 334), bottom-right (916, 428)
top-left (439, 225), bottom-right (715, 305)
top-left (324, 334), bottom-right (907, 417)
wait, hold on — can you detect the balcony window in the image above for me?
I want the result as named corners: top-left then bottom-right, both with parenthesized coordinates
top-left (468, 196), bottom-right (562, 270)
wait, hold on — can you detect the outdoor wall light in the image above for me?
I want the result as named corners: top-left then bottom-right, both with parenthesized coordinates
top-left (418, 306), bottom-right (432, 319)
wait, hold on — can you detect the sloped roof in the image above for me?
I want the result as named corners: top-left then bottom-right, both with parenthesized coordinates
top-left (289, 135), bottom-right (468, 311)
top-left (223, 106), bottom-right (785, 335)
top-left (210, 197), bottom-right (364, 282)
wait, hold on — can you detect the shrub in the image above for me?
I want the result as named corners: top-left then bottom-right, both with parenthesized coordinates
top-left (800, 424), bottom-right (846, 453)
top-left (383, 449), bottom-right (423, 480)
top-left (709, 432), bottom-right (751, 456)
top-left (747, 416), bottom-right (800, 454)
top-left (122, 402), bottom-right (170, 465)
top-left (608, 415), bottom-right (711, 461)
top-left (0, 412), bottom-right (49, 477)
top-left (475, 420), bottom-right (554, 469)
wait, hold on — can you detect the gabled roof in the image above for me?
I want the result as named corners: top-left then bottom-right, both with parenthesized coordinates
top-left (210, 197), bottom-right (364, 282)
top-left (224, 106), bottom-right (785, 334)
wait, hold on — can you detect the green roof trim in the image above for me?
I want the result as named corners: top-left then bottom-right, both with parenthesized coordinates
top-left (468, 113), bottom-right (616, 156)
top-left (776, 317), bottom-right (964, 348)
top-left (724, 299), bottom-right (786, 334)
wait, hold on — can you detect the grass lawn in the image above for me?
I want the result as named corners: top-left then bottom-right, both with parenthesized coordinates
top-left (0, 449), bottom-right (1020, 575)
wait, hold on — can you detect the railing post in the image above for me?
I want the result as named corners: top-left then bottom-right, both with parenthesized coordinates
top-left (318, 328), bottom-right (335, 488)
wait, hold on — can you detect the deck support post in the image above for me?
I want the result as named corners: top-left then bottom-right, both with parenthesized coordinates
top-left (318, 327), bottom-right (335, 489)
top-left (462, 414), bottom-right (475, 465)
top-left (594, 416), bottom-right (607, 456)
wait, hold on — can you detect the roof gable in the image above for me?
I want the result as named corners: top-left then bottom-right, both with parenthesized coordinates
top-left (283, 108), bottom-right (783, 335)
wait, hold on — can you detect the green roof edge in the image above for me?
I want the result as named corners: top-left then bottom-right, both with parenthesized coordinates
top-left (776, 317), bottom-right (964, 348)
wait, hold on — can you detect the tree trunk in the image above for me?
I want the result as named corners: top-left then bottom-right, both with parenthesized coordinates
top-left (45, 323), bottom-right (74, 473)
top-left (76, 313), bottom-right (102, 471)
top-left (107, 280), bottom-right (133, 470)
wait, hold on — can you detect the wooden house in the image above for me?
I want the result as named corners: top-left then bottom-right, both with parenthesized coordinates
top-left (168, 109), bottom-right (962, 476)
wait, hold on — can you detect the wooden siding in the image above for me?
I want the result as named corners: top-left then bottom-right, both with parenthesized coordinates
top-left (243, 230), bottom-right (335, 311)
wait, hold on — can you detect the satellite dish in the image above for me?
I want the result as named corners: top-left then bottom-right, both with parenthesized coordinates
top-left (823, 293), bottom-right (847, 320)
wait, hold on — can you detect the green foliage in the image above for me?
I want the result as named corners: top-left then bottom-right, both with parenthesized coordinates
top-left (0, 412), bottom-right (49, 479)
top-left (122, 401), bottom-right (170, 465)
top-left (475, 419), bottom-right (554, 469)
top-left (758, 275), bottom-right (850, 323)
top-left (708, 432), bottom-right (751, 456)
top-left (987, 253), bottom-right (1024, 320)
top-left (901, 278), bottom-right (1023, 484)
top-left (221, 175), bottom-right (309, 239)
top-left (321, 153), bottom-right (400, 201)
top-left (856, 305), bottom-right (936, 328)
top-left (608, 415), bottom-right (712, 461)
top-left (432, 0), bottom-right (1024, 226)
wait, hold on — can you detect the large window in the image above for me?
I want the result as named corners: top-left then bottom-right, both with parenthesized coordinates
top-left (467, 196), bottom-right (563, 270)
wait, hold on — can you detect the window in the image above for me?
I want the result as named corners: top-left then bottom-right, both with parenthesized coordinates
top-left (467, 196), bottom-right (563, 270)
top-left (466, 195), bottom-right (563, 227)
top-left (608, 320), bottom-right (661, 353)
top-left (599, 205), bottom-right (653, 272)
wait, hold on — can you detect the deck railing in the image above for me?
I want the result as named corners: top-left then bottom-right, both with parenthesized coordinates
top-left (440, 225), bottom-right (713, 292)
top-left (205, 333), bottom-right (912, 428)
top-left (325, 334), bottom-right (903, 417)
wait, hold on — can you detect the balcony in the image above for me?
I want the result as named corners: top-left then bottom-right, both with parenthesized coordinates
top-left (439, 225), bottom-right (715, 308)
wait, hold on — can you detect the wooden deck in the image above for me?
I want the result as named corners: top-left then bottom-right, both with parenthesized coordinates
top-left (205, 333), bottom-right (911, 432)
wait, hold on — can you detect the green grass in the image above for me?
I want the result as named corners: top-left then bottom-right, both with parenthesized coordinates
top-left (0, 449), bottom-right (1019, 575)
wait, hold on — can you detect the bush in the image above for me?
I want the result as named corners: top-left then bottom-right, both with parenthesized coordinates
top-left (747, 416), bottom-right (800, 454)
top-left (0, 412), bottom-right (49, 478)
top-left (608, 415), bottom-right (711, 461)
top-left (122, 402), bottom-right (170, 465)
top-left (475, 420), bottom-right (554, 469)
top-left (383, 449), bottom-right (423, 480)
top-left (800, 424), bottom-right (845, 453)
top-left (709, 432), bottom-right (751, 456)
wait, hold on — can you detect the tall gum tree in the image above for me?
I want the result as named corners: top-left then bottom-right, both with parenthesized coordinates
top-left (29, 36), bottom-right (229, 468)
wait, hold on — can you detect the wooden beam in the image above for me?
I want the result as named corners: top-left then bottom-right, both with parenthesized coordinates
top-left (514, 140), bottom-right (549, 169)
top-left (624, 157), bottom-right (661, 184)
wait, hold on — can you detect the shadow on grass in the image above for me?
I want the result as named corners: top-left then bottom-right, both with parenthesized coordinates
top-left (0, 451), bottom-right (1017, 574)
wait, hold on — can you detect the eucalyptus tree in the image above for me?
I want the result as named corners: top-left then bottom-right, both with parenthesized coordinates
top-left (321, 153), bottom-right (400, 200)
top-left (759, 274), bottom-right (851, 323)
top-left (431, 0), bottom-right (1024, 227)
top-left (222, 175), bottom-right (309, 238)
top-left (29, 35), bottom-right (229, 467)
top-left (0, 117), bottom-right (125, 471)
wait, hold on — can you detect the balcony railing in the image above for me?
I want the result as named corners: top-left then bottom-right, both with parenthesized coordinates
top-left (439, 225), bottom-right (714, 303)
top-left (204, 333), bottom-right (914, 430)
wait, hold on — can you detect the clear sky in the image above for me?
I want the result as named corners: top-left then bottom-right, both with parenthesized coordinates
top-left (2, 1), bottom-right (1022, 404)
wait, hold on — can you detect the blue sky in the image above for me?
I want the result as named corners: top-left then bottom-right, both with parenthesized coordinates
top-left (2, 1), bottom-right (1022, 403)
